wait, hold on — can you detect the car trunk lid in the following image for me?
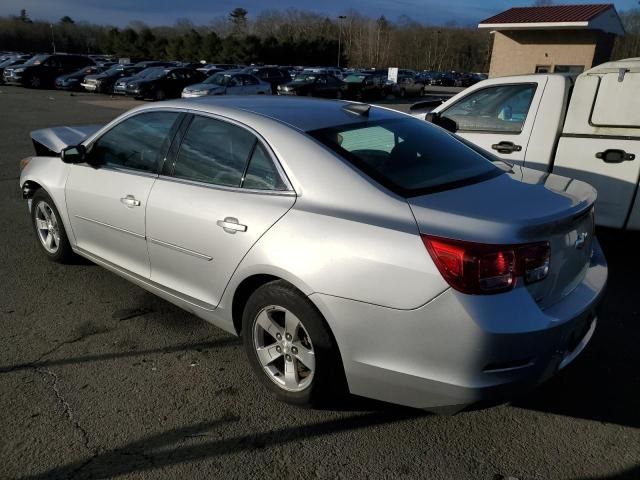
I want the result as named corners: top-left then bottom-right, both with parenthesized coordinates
top-left (407, 167), bottom-right (596, 309)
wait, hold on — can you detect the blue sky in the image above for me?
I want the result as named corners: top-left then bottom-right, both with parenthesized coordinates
top-left (1, 0), bottom-right (638, 27)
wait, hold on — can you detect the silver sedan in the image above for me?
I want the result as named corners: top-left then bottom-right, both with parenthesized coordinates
top-left (182, 71), bottom-right (271, 98)
top-left (19, 97), bottom-right (607, 412)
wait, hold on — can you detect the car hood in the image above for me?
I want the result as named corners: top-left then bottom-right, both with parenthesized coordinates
top-left (30, 125), bottom-right (103, 155)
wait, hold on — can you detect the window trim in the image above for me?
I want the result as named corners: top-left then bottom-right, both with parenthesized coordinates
top-left (439, 82), bottom-right (539, 135)
top-left (164, 111), bottom-right (295, 194)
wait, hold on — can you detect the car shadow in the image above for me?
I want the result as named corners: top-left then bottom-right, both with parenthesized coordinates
top-left (511, 228), bottom-right (640, 429)
top-left (20, 410), bottom-right (422, 480)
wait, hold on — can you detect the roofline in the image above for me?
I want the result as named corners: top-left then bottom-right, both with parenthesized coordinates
top-left (479, 21), bottom-right (591, 30)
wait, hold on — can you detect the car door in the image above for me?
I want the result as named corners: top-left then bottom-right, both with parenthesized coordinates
top-left (436, 81), bottom-right (544, 165)
top-left (146, 114), bottom-right (296, 308)
top-left (225, 75), bottom-right (244, 95)
top-left (65, 111), bottom-right (182, 277)
top-left (241, 74), bottom-right (259, 94)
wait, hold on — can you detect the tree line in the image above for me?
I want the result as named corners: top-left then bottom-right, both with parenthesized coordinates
top-left (1, 7), bottom-right (640, 72)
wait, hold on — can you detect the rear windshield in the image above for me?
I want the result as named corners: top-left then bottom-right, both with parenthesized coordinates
top-left (308, 118), bottom-right (502, 196)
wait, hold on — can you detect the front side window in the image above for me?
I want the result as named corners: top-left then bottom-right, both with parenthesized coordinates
top-left (173, 116), bottom-right (255, 187)
top-left (90, 111), bottom-right (179, 173)
top-left (442, 83), bottom-right (537, 133)
top-left (309, 118), bottom-right (501, 196)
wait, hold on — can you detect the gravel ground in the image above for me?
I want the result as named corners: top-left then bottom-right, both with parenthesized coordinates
top-left (0, 85), bottom-right (638, 480)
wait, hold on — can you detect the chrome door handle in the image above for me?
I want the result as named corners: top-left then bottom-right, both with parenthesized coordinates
top-left (217, 217), bottom-right (247, 234)
top-left (120, 195), bottom-right (141, 208)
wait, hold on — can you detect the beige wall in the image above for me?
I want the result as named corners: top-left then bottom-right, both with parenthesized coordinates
top-left (488, 30), bottom-right (602, 77)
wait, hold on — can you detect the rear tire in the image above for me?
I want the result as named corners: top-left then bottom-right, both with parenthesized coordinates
top-left (30, 190), bottom-right (75, 263)
top-left (242, 280), bottom-right (346, 407)
top-left (154, 89), bottom-right (166, 101)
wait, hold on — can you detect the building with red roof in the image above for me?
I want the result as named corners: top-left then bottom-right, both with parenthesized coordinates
top-left (478, 4), bottom-right (624, 77)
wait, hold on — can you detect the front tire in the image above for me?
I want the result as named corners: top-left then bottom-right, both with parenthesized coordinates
top-left (242, 280), bottom-right (346, 407)
top-left (27, 75), bottom-right (42, 89)
top-left (154, 89), bottom-right (166, 101)
top-left (30, 190), bottom-right (75, 263)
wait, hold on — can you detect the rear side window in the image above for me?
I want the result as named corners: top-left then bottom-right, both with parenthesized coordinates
top-left (309, 118), bottom-right (501, 197)
top-left (591, 73), bottom-right (640, 128)
top-left (173, 116), bottom-right (255, 187)
top-left (243, 143), bottom-right (287, 191)
top-left (442, 84), bottom-right (537, 133)
top-left (90, 111), bottom-right (180, 173)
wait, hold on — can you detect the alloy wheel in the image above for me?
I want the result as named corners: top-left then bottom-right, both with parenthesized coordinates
top-left (252, 305), bottom-right (315, 392)
top-left (34, 201), bottom-right (60, 254)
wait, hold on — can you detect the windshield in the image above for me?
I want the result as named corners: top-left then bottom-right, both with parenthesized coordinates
top-left (138, 67), bottom-right (165, 80)
top-left (292, 73), bottom-right (317, 83)
top-left (23, 55), bottom-right (49, 66)
top-left (0, 58), bottom-right (21, 68)
top-left (344, 74), bottom-right (367, 83)
top-left (308, 118), bottom-right (501, 196)
top-left (204, 73), bottom-right (232, 86)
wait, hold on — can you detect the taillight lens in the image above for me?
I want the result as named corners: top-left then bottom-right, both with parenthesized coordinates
top-left (422, 235), bottom-right (550, 295)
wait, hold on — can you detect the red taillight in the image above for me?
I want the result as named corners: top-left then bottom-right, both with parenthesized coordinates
top-left (422, 235), bottom-right (550, 295)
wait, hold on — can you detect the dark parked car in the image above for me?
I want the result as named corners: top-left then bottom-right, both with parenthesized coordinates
top-left (3, 54), bottom-right (94, 88)
top-left (81, 65), bottom-right (143, 93)
top-left (277, 73), bottom-right (345, 98)
top-left (113, 67), bottom-right (165, 95)
top-left (431, 72), bottom-right (457, 87)
top-left (132, 60), bottom-right (176, 69)
top-left (342, 72), bottom-right (389, 100)
top-left (124, 67), bottom-right (206, 100)
top-left (392, 75), bottom-right (426, 98)
top-left (454, 73), bottom-right (486, 88)
top-left (55, 65), bottom-right (105, 91)
top-left (416, 71), bottom-right (437, 85)
top-left (241, 66), bottom-right (290, 94)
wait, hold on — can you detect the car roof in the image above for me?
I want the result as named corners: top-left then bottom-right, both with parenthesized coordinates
top-left (162, 96), bottom-right (403, 131)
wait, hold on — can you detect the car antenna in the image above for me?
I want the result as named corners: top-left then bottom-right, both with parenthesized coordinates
top-left (342, 103), bottom-right (370, 116)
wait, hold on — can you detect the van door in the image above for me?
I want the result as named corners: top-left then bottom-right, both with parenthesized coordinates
top-left (553, 71), bottom-right (640, 229)
top-left (436, 80), bottom-right (545, 165)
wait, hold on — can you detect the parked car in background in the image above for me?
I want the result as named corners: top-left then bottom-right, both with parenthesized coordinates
top-left (342, 72), bottom-right (389, 100)
top-left (182, 71), bottom-right (271, 98)
top-left (0, 57), bottom-right (28, 84)
top-left (422, 58), bottom-right (640, 230)
top-left (55, 65), bottom-right (106, 91)
top-left (431, 72), bottom-right (457, 87)
top-left (392, 75), bottom-right (426, 98)
top-left (20, 96), bottom-right (606, 412)
top-left (113, 67), bottom-right (165, 95)
top-left (4, 54), bottom-right (95, 88)
top-left (132, 60), bottom-right (176, 69)
top-left (277, 73), bottom-right (345, 98)
top-left (454, 73), bottom-right (486, 88)
top-left (416, 71), bottom-right (437, 85)
top-left (81, 65), bottom-right (143, 94)
top-left (125, 67), bottom-right (206, 100)
top-left (302, 67), bottom-right (343, 80)
top-left (242, 66), bottom-right (290, 94)
top-left (197, 63), bottom-right (240, 73)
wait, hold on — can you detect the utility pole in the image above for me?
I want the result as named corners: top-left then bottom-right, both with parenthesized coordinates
top-left (337, 15), bottom-right (347, 68)
top-left (50, 24), bottom-right (56, 54)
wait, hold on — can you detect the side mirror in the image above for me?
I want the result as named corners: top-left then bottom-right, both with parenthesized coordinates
top-left (60, 145), bottom-right (86, 164)
top-left (425, 112), bottom-right (458, 133)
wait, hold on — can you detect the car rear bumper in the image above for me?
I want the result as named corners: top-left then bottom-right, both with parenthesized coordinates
top-left (310, 238), bottom-right (607, 413)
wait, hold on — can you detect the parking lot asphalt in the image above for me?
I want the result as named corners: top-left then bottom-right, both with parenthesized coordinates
top-left (0, 85), bottom-right (639, 480)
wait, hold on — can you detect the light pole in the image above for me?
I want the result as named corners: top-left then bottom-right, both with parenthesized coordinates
top-left (337, 15), bottom-right (346, 68)
top-left (50, 23), bottom-right (56, 54)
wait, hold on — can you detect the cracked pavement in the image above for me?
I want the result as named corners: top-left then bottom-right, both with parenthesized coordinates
top-left (1, 86), bottom-right (639, 480)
